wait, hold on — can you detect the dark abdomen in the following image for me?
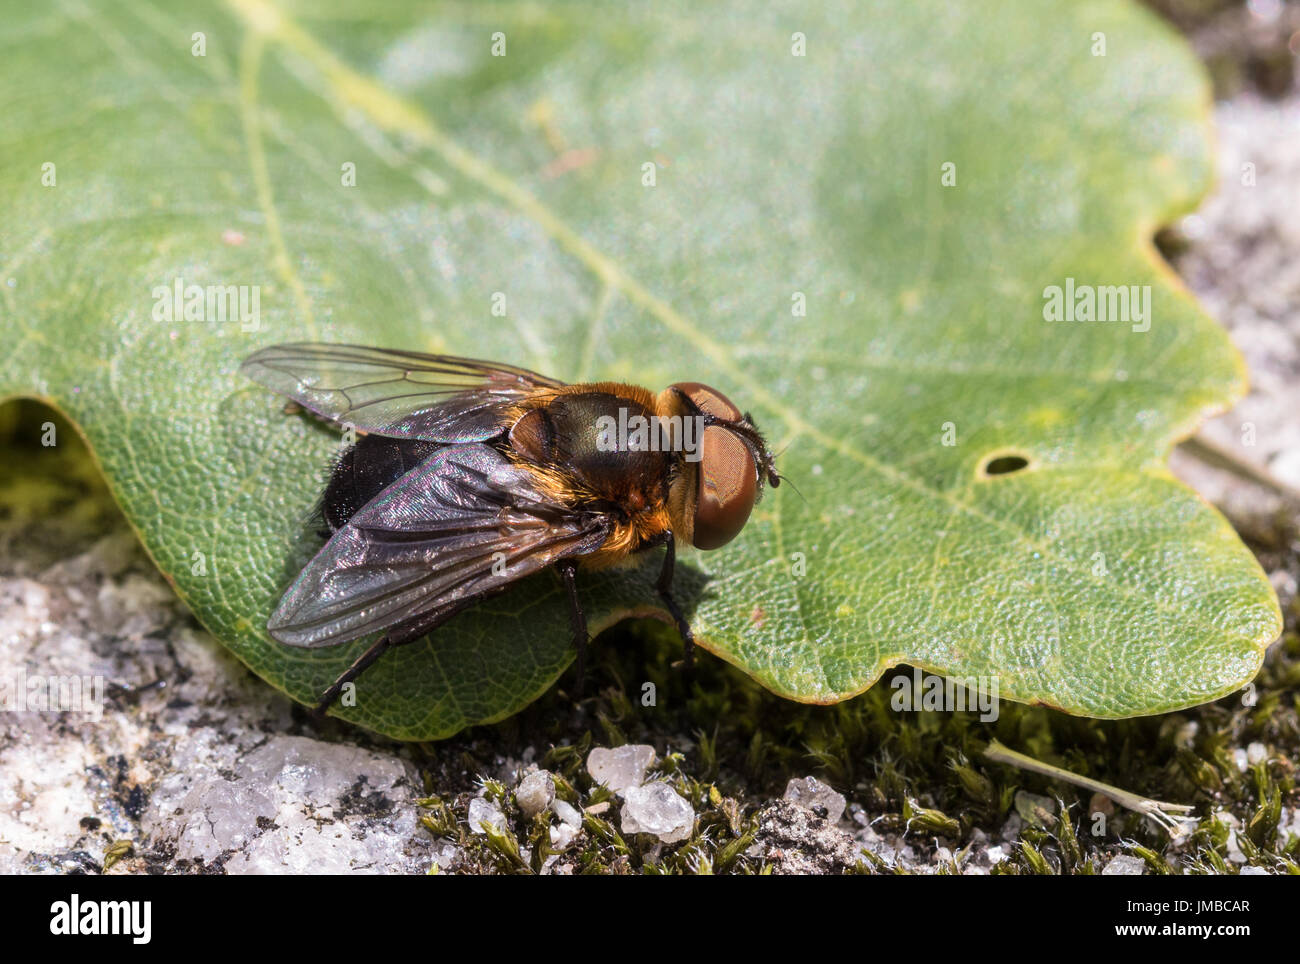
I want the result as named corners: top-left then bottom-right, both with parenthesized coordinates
top-left (321, 434), bottom-right (443, 532)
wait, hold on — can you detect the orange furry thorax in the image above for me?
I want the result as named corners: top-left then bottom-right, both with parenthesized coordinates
top-left (500, 381), bottom-right (686, 566)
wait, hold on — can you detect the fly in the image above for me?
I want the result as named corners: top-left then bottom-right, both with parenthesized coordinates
top-left (241, 343), bottom-right (780, 715)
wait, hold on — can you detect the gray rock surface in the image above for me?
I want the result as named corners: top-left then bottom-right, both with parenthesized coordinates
top-left (749, 799), bottom-right (864, 875)
top-left (1168, 93), bottom-right (1300, 514)
top-left (0, 530), bottom-right (435, 874)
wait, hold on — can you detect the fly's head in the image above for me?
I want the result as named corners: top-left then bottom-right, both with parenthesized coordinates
top-left (658, 382), bottom-right (780, 550)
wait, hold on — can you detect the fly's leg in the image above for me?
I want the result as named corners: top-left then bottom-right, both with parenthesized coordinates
top-left (311, 588), bottom-right (507, 719)
top-left (656, 531), bottom-right (695, 671)
top-left (558, 559), bottom-right (589, 692)
top-left (312, 635), bottom-right (392, 719)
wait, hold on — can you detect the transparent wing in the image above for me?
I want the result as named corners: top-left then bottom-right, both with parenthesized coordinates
top-left (267, 444), bottom-right (609, 648)
top-left (241, 342), bottom-right (564, 442)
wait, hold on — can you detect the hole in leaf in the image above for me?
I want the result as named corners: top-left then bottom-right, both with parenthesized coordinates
top-left (982, 454), bottom-right (1029, 476)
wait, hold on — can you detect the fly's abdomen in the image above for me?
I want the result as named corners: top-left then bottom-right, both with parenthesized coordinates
top-left (321, 434), bottom-right (443, 531)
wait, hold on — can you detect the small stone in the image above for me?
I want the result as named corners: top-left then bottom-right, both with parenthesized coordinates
top-left (515, 770), bottom-right (555, 818)
top-left (587, 745), bottom-right (656, 794)
top-left (550, 822), bottom-right (578, 850)
top-left (1088, 793), bottom-right (1115, 819)
top-left (620, 782), bottom-right (694, 843)
top-left (1246, 742), bottom-right (1267, 766)
top-left (1227, 831), bottom-right (1248, 864)
top-left (1102, 854), bottom-right (1146, 876)
top-left (1279, 808), bottom-right (1300, 841)
top-left (1238, 866), bottom-right (1269, 876)
top-left (467, 797), bottom-right (507, 835)
top-left (429, 842), bottom-right (460, 873)
top-left (554, 799), bottom-right (582, 829)
top-left (1174, 720), bottom-right (1199, 748)
top-left (1233, 748), bottom-right (1249, 772)
top-left (782, 776), bottom-right (846, 822)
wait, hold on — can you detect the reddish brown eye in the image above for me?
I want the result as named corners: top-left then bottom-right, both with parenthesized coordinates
top-left (692, 426), bottom-right (758, 550)
top-left (670, 382), bottom-right (742, 422)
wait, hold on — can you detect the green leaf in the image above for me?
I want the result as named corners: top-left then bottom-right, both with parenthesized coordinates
top-left (0, 0), bottom-right (1279, 739)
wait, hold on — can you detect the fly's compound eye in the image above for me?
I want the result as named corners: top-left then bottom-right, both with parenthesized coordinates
top-left (669, 381), bottom-right (742, 422)
top-left (692, 426), bottom-right (758, 550)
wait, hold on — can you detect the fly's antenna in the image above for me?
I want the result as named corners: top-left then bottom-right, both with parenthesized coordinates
top-left (763, 440), bottom-right (804, 501)
top-left (775, 473), bottom-right (807, 504)
top-left (765, 451), bottom-right (782, 488)
top-left (698, 408), bottom-right (793, 498)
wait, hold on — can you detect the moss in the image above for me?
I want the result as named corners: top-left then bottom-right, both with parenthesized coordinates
top-left (406, 469), bottom-right (1300, 872)
top-left (412, 543), bottom-right (1300, 872)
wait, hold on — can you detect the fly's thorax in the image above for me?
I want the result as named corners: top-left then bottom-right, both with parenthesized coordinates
top-left (506, 388), bottom-right (674, 516)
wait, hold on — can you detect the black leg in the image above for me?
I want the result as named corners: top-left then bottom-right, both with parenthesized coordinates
top-left (656, 531), bottom-right (695, 671)
top-left (311, 588), bottom-right (508, 719)
top-left (312, 635), bottom-right (392, 719)
top-left (558, 560), bottom-right (588, 692)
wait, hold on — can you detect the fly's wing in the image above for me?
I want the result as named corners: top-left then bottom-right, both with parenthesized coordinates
top-left (241, 342), bottom-right (564, 442)
top-left (267, 444), bottom-right (609, 648)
